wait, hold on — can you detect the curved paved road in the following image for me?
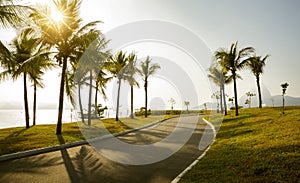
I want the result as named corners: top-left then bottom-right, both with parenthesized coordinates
top-left (0, 115), bottom-right (214, 183)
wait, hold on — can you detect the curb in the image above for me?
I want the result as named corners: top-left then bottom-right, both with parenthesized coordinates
top-left (0, 116), bottom-right (180, 162)
top-left (171, 117), bottom-right (216, 183)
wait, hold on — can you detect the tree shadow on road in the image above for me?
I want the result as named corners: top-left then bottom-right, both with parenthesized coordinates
top-left (57, 135), bottom-right (104, 183)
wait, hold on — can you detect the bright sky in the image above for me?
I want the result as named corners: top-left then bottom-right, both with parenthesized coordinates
top-left (0, 0), bottom-right (299, 111)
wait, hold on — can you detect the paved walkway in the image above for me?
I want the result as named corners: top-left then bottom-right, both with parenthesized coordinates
top-left (0, 116), bottom-right (214, 183)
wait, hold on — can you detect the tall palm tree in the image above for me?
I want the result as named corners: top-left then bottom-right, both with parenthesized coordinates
top-left (91, 38), bottom-right (111, 119)
top-left (107, 50), bottom-right (129, 121)
top-left (0, 28), bottom-right (51, 128)
top-left (126, 52), bottom-right (139, 119)
top-left (215, 42), bottom-right (254, 116)
top-left (31, 0), bottom-right (101, 134)
top-left (138, 56), bottom-right (160, 118)
top-left (247, 54), bottom-right (269, 108)
top-left (78, 34), bottom-right (109, 126)
top-left (28, 47), bottom-right (54, 126)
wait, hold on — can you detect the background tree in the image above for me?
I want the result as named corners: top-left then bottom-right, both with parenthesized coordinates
top-left (281, 82), bottom-right (289, 114)
top-left (126, 52), bottom-right (139, 119)
top-left (215, 42), bottom-right (254, 116)
top-left (203, 103), bottom-right (207, 111)
top-left (138, 56), bottom-right (160, 117)
top-left (77, 34), bottom-right (109, 126)
top-left (245, 99), bottom-right (250, 108)
top-left (229, 97), bottom-right (234, 108)
top-left (107, 51), bottom-right (128, 121)
top-left (208, 65), bottom-right (224, 113)
top-left (246, 92), bottom-right (256, 108)
top-left (211, 92), bottom-right (220, 112)
top-left (247, 54), bottom-right (269, 108)
top-left (168, 98), bottom-right (176, 110)
top-left (94, 69), bottom-right (111, 118)
top-left (184, 101), bottom-right (190, 112)
top-left (0, 28), bottom-right (49, 128)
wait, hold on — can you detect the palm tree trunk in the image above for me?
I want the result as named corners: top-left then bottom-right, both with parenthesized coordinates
top-left (256, 75), bottom-right (262, 108)
top-left (33, 82), bottom-right (37, 126)
top-left (88, 70), bottom-right (93, 126)
top-left (94, 84), bottom-right (98, 118)
top-left (56, 57), bottom-right (67, 135)
top-left (78, 83), bottom-right (84, 123)
top-left (145, 80), bottom-right (148, 118)
top-left (282, 94), bottom-right (285, 114)
top-left (219, 85), bottom-right (223, 113)
top-left (130, 85), bottom-right (134, 119)
top-left (116, 78), bottom-right (122, 121)
top-left (233, 73), bottom-right (239, 116)
top-left (222, 84), bottom-right (227, 115)
top-left (23, 73), bottom-right (30, 128)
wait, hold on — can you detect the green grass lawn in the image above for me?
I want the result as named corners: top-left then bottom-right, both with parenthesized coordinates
top-left (0, 115), bottom-right (175, 156)
top-left (180, 106), bottom-right (300, 182)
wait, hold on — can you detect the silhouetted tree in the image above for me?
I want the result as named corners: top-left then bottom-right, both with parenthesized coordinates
top-left (215, 42), bottom-right (254, 116)
top-left (31, 0), bottom-right (101, 134)
top-left (107, 51), bottom-right (129, 121)
top-left (281, 82), bottom-right (289, 114)
top-left (247, 55), bottom-right (269, 108)
top-left (138, 56), bottom-right (160, 117)
top-left (184, 101), bottom-right (190, 112)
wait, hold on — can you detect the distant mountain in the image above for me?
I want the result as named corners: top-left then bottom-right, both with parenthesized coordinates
top-left (267, 95), bottom-right (300, 107)
top-left (238, 85), bottom-right (300, 107)
top-left (195, 95), bottom-right (300, 110)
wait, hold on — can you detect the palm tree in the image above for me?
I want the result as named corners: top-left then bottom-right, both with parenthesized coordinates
top-left (126, 52), bottom-right (139, 119)
top-left (208, 65), bottom-right (224, 114)
top-left (94, 69), bottom-right (111, 118)
top-left (91, 38), bottom-right (111, 119)
top-left (208, 63), bottom-right (230, 115)
top-left (168, 98), bottom-right (176, 110)
top-left (211, 92), bottom-right (220, 112)
top-left (31, 0), bottom-right (101, 134)
top-left (281, 82), bottom-right (289, 114)
top-left (76, 34), bottom-right (109, 126)
top-left (184, 101), bottom-right (190, 112)
top-left (73, 69), bottom-right (86, 123)
top-left (0, 1), bottom-right (32, 83)
top-left (215, 42), bottom-right (254, 116)
top-left (139, 56), bottom-right (160, 117)
top-left (247, 55), bottom-right (269, 108)
top-left (246, 92), bottom-right (256, 108)
top-left (0, 28), bottom-right (51, 128)
top-left (29, 47), bottom-right (54, 126)
top-left (0, 0), bottom-right (30, 28)
top-left (107, 51), bottom-right (129, 121)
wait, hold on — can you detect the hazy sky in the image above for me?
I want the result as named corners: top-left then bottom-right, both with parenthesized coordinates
top-left (0, 0), bottom-right (299, 110)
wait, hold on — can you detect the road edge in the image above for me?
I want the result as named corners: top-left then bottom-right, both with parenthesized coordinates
top-left (171, 117), bottom-right (216, 183)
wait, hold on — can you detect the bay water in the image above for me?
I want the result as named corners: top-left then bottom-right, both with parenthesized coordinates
top-left (0, 109), bottom-right (76, 129)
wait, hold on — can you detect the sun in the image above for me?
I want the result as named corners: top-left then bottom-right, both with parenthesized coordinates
top-left (51, 7), bottom-right (63, 23)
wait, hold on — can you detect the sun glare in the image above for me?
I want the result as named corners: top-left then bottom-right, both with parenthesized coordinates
top-left (51, 8), bottom-right (63, 22)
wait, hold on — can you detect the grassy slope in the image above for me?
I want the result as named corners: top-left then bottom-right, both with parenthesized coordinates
top-left (180, 106), bottom-right (300, 182)
top-left (0, 115), bottom-right (173, 156)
